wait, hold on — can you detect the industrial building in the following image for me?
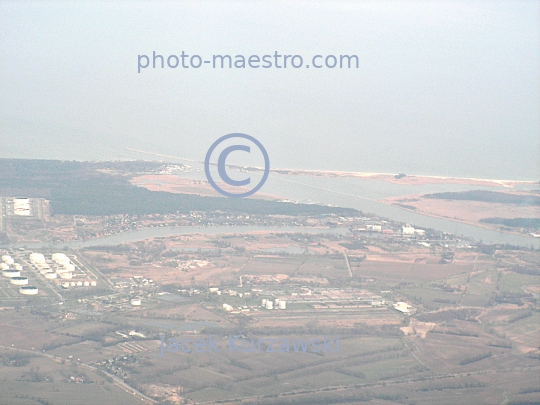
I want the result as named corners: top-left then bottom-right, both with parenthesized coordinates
top-left (13, 198), bottom-right (31, 216)
top-left (130, 298), bottom-right (142, 306)
top-left (402, 225), bottom-right (415, 235)
top-left (393, 302), bottom-right (412, 313)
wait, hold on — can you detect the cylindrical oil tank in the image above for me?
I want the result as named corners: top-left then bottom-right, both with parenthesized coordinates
top-left (0, 263), bottom-right (9, 270)
top-left (3, 270), bottom-right (20, 278)
top-left (274, 299), bottom-right (280, 306)
top-left (83, 281), bottom-right (90, 287)
top-left (10, 277), bottom-right (28, 286)
top-left (90, 281), bottom-right (97, 287)
top-left (76, 281), bottom-right (83, 287)
top-left (265, 301), bottom-right (273, 310)
top-left (2, 255), bottom-right (14, 265)
top-left (63, 263), bottom-right (75, 272)
top-left (29, 253), bottom-right (45, 263)
top-left (52, 253), bottom-right (68, 262)
top-left (44, 272), bottom-right (57, 280)
top-left (59, 272), bottom-right (73, 279)
top-left (279, 300), bottom-right (286, 310)
top-left (131, 298), bottom-right (142, 306)
top-left (14, 264), bottom-right (23, 271)
top-left (262, 299), bottom-right (268, 306)
top-left (19, 286), bottom-right (38, 295)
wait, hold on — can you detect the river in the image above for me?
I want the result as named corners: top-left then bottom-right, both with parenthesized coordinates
top-left (7, 170), bottom-right (539, 249)
top-left (184, 169), bottom-right (540, 248)
top-left (8, 226), bottom-right (350, 249)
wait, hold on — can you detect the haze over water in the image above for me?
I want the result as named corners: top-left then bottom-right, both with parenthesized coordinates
top-left (1, 2), bottom-right (539, 181)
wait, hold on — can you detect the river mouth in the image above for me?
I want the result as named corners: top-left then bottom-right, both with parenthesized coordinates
top-left (148, 170), bottom-right (540, 248)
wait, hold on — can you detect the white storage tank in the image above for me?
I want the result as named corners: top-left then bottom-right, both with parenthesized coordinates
top-left (44, 272), bottom-right (57, 280)
top-left (10, 277), bottom-right (28, 286)
top-left (131, 298), bottom-right (142, 306)
top-left (265, 301), bottom-right (273, 310)
top-left (2, 255), bottom-right (14, 265)
top-left (90, 281), bottom-right (97, 287)
top-left (59, 272), bottom-right (73, 279)
top-left (262, 299), bottom-right (268, 306)
top-left (3, 270), bottom-right (20, 278)
top-left (52, 253), bottom-right (68, 262)
top-left (19, 285), bottom-right (38, 295)
top-left (274, 298), bottom-right (280, 306)
top-left (63, 263), bottom-right (75, 272)
top-left (70, 282), bottom-right (76, 286)
top-left (0, 263), bottom-right (9, 270)
top-left (14, 264), bottom-right (23, 271)
top-left (29, 253), bottom-right (46, 263)
top-left (83, 281), bottom-right (90, 287)
top-left (76, 281), bottom-right (83, 287)
top-left (279, 300), bottom-right (286, 310)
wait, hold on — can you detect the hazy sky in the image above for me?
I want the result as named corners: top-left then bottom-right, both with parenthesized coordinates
top-left (1, 1), bottom-right (539, 180)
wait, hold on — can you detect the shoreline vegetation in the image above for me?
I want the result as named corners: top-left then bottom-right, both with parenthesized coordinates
top-left (0, 159), bottom-right (358, 217)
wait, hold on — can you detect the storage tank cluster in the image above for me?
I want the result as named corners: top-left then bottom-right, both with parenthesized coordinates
top-left (61, 280), bottom-right (97, 289)
top-left (262, 298), bottom-right (286, 310)
top-left (29, 253), bottom-right (56, 280)
top-left (2, 254), bottom-right (32, 294)
top-left (27, 252), bottom-right (98, 290)
top-left (30, 252), bottom-right (77, 280)
top-left (52, 253), bottom-right (76, 274)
